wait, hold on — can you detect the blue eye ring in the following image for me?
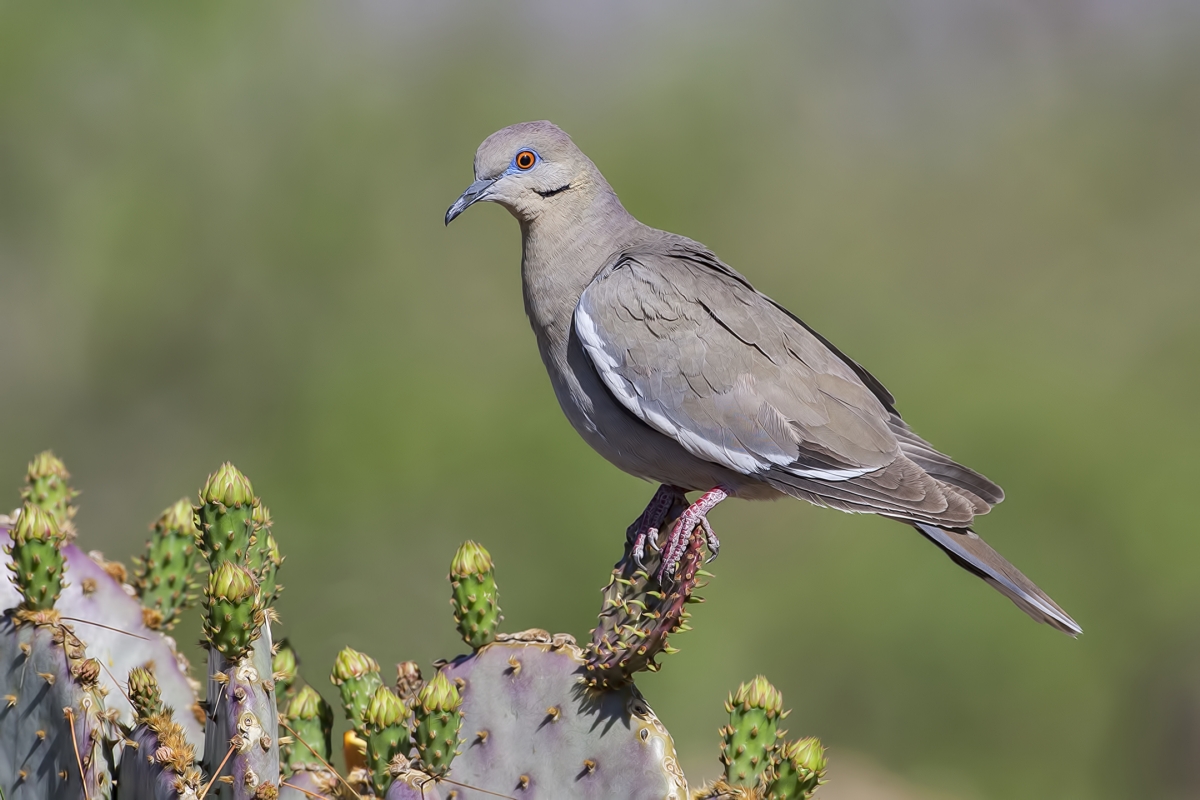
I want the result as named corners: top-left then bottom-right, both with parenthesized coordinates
top-left (514, 150), bottom-right (537, 171)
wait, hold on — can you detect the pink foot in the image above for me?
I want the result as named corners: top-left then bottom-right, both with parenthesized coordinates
top-left (627, 485), bottom-right (687, 569)
top-left (657, 487), bottom-right (728, 581)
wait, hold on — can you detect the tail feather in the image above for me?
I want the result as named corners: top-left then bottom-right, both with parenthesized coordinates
top-left (913, 522), bottom-right (1081, 636)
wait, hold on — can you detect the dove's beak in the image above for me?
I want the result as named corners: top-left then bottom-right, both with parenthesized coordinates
top-left (445, 178), bottom-right (496, 225)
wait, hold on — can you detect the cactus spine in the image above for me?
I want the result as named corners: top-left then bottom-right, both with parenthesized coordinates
top-left (412, 671), bottom-right (462, 777)
top-left (133, 499), bottom-right (203, 631)
top-left (450, 540), bottom-right (500, 650)
top-left (721, 676), bottom-right (787, 788)
top-left (6, 502), bottom-right (68, 614)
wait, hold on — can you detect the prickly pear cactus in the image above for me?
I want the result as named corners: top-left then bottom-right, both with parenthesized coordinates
top-left (721, 676), bottom-right (786, 788)
top-left (5, 503), bottom-right (68, 612)
top-left (437, 632), bottom-right (688, 799)
top-left (195, 462), bottom-right (259, 568)
top-left (765, 737), bottom-right (827, 800)
top-left (118, 710), bottom-right (202, 800)
top-left (21, 450), bottom-right (79, 536)
top-left (384, 768), bottom-right (444, 799)
top-left (450, 540), bottom-right (501, 650)
top-left (0, 616), bottom-right (116, 799)
top-left (411, 671), bottom-right (462, 778)
top-left (282, 685), bottom-right (333, 775)
top-left (330, 646), bottom-right (383, 733)
top-left (364, 685), bottom-right (409, 794)
top-left (279, 767), bottom-right (340, 800)
top-left (586, 514), bottom-right (710, 688)
top-left (132, 499), bottom-right (203, 631)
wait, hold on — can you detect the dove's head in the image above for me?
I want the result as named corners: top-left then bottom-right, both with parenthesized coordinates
top-left (445, 121), bottom-right (608, 226)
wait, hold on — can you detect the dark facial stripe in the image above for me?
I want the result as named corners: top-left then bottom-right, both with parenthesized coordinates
top-left (534, 184), bottom-right (571, 198)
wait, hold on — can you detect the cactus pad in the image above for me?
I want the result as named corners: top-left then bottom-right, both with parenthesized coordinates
top-left (133, 499), bottom-right (203, 631)
top-left (365, 686), bottom-right (410, 794)
top-left (330, 646), bottom-right (383, 732)
top-left (766, 737), bottom-right (827, 800)
top-left (1, 525), bottom-right (204, 748)
top-left (0, 616), bottom-right (116, 799)
top-left (283, 685), bottom-right (334, 775)
top-left (412, 671), bottom-right (462, 777)
top-left (21, 450), bottom-right (79, 536)
top-left (201, 627), bottom-right (279, 800)
top-left (450, 540), bottom-right (501, 650)
top-left (279, 767), bottom-right (340, 800)
top-left (721, 676), bottom-right (786, 788)
top-left (437, 632), bottom-right (689, 799)
top-left (195, 462), bottom-right (259, 567)
top-left (6, 502), bottom-right (69, 612)
top-left (204, 561), bottom-right (265, 660)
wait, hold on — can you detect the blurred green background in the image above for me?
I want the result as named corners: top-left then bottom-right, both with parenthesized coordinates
top-left (1, 2), bottom-right (1198, 798)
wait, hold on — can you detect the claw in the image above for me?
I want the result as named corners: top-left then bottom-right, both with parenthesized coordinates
top-left (700, 516), bottom-right (720, 562)
top-left (655, 487), bottom-right (728, 582)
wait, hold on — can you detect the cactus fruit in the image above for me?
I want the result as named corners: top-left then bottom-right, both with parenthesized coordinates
top-left (436, 632), bottom-right (689, 799)
top-left (22, 450), bottom-right (80, 536)
top-left (412, 671), bottom-right (462, 777)
top-left (586, 510), bottom-right (710, 688)
top-left (195, 462), bottom-right (259, 568)
top-left (204, 561), bottom-right (266, 661)
top-left (0, 616), bottom-right (116, 798)
top-left (450, 540), bottom-right (501, 650)
top-left (119, 711), bottom-right (203, 800)
top-left (133, 499), bottom-right (203, 631)
top-left (765, 737), bottom-right (827, 800)
top-left (364, 686), bottom-right (410, 794)
top-left (721, 676), bottom-right (787, 788)
top-left (6, 502), bottom-right (68, 614)
top-left (282, 685), bottom-right (334, 774)
top-left (330, 646), bottom-right (384, 732)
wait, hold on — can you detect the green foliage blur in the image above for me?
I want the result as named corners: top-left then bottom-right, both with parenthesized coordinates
top-left (1, 3), bottom-right (1197, 798)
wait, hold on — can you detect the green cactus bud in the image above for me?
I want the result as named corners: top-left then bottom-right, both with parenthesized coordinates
top-left (273, 638), bottom-right (298, 691)
top-left (21, 450), bottom-right (79, 537)
top-left (331, 646), bottom-right (383, 731)
top-left (202, 561), bottom-right (263, 660)
top-left (365, 686), bottom-right (410, 795)
top-left (766, 737), bottom-right (827, 800)
top-left (283, 685), bottom-right (334, 773)
top-left (6, 502), bottom-right (68, 612)
top-left (413, 671), bottom-right (462, 777)
top-left (133, 499), bottom-right (203, 630)
top-left (194, 463), bottom-right (259, 568)
top-left (128, 666), bottom-right (165, 723)
top-left (450, 540), bottom-right (501, 650)
top-left (722, 676), bottom-right (787, 788)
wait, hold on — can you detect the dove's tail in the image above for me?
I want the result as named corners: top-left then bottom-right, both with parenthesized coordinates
top-left (912, 522), bottom-right (1081, 636)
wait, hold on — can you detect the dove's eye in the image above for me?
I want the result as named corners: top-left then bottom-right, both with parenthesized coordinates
top-left (515, 150), bottom-right (537, 170)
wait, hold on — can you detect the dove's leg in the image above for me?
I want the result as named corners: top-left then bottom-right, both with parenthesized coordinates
top-left (628, 484), bottom-right (688, 569)
top-left (658, 487), bottom-right (728, 581)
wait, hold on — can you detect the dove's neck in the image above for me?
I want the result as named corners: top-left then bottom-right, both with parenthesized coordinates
top-left (519, 179), bottom-right (642, 351)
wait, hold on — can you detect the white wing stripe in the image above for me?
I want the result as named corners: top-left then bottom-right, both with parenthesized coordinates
top-left (576, 298), bottom-right (875, 481)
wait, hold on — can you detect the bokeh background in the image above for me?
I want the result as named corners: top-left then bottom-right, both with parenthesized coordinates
top-left (2, 2), bottom-right (1198, 798)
